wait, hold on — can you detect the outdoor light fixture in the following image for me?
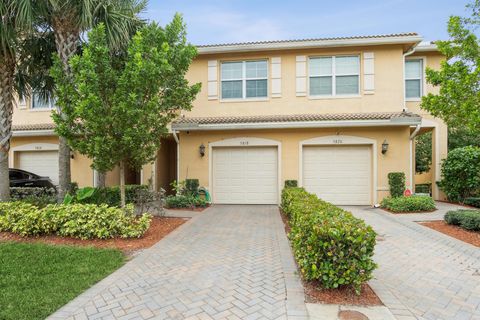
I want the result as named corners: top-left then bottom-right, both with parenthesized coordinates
top-left (199, 143), bottom-right (205, 157)
top-left (382, 139), bottom-right (389, 154)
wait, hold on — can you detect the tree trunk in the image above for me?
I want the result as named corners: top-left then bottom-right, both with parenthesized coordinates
top-left (0, 56), bottom-right (15, 202)
top-left (52, 20), bottom-right (80, 202)
top-left (119, 160), bottom-right (126, 208)
top-left (97, 171), bottom-right (106, 188)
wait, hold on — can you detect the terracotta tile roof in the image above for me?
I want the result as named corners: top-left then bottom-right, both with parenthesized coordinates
top-left (196, 33), bottom-right (419, 48)
top-left (12, 123), bottom-right (55, 131)
top-left (173, 112), bottom-right (420, 127)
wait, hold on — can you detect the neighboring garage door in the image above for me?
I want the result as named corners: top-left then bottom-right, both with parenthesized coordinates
top-left (303, 145), bottom-right (371, 205)
top-left (213, 147), bottom-right (278, 204)
top-left (17, 150), bottom-right (59, 185)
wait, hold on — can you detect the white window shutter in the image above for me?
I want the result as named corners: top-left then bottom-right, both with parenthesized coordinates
top-left (208, 60), bottom-right (218, 100)
top-left (363, 52), bottom-right (375, 94)
top-left (271, 57), bottom-right (282, 98)
top-left (296, 56), bottom-right (307, 96)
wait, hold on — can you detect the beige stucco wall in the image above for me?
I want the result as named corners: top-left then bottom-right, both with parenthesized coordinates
top-left (178, 126), bottom-right (411, 205)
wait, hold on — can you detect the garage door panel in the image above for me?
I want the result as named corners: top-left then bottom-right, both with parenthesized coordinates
top-left (17, 150), bottom-right (59, 185)
top-left (303, 145), bottom-right (371, 205)
top-left (213, 147), bottom-right (278, 204)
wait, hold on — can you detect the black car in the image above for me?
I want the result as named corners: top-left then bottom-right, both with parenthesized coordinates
top-left (9, 168), bottom-right (56, 189)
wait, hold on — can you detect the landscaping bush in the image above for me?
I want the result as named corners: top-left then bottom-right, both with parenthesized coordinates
top-left (284, 180), bottom-right (298, 188)
top-left (0, 202), bottom-right (151, 239)
top-left (71, 185), bottom-right (152, 207)
top-left (388, 172), bottom-right (406, 197)
top-left (165, 195), bottom-right (207, 209)
top-left (381, 195), bottom-right (436, 213)
top-left (464, 197), bottom-right (480, 208)
top-left (439, 146), bottom-right (480, 202)
top-left (185, 179), bottom-right (200, 196)
top-left (415, 183), bottom-right (431, 195)
top-left (445, 210), bottom-right (480, 231)
top-left (281, 187), bottom-right (377, 293)
top-left (10, 187), bottom-right (57, 208)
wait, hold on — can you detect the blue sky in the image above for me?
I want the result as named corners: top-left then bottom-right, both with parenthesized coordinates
top-left (143, 0), bottom-right (471, 45)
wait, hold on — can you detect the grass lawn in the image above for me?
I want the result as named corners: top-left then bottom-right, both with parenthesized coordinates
top-left (0, 242), bottom-right (125, 320)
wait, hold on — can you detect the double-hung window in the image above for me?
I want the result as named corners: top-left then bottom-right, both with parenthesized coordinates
top-left (405, 59), bottom-right (423, 99)
top-left (221, 60), bottom-right (268, 99)
top-left (309, 56), bottom-right (360, 96)
top-left (32, 91), bottom-right (55, 109)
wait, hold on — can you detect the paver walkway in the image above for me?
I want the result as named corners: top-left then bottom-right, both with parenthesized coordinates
top-left (48, 205), bottom-right (307, 320)
top-left (346, 203), bottom-right (480, 320)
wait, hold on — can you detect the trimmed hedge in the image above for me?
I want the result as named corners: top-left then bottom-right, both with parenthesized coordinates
top-left (381, 196), bottom-right (436, 213)
top-left (388, 172), bottom-right (406, 197)
top-left (464, 197), bottom-right (480, 208)
top-left (165, 195), bottom-right (207, 208)
top-left (0, 202), bottom-right (151, 239)
top-left (74, 185), bottom-right (150, 207)
top-left (445, 210), bottom-right (480, 231)
top-left (415, 183), bottom-right (431, 195)
top-left (281, 187), bottom-right (377, 293)
top-left (284, 180), bottom-right (298, 188)
top-left (10, 187), bottom-right (57, 208)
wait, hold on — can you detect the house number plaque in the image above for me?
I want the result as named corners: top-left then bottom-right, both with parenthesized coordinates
top-left (332, 139), bottom-right (343, 144)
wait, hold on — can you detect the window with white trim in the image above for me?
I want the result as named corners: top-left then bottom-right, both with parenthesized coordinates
top-left (221, 60), bottom-right (268, 99)
top-left (405, 59), bottom-right (423, 99)
top-left (32, 91), bottom-right (55, 109)
top-left (309, 56), bottom-right (360, 96)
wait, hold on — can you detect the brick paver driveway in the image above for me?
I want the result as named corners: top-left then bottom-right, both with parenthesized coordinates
top-left (346, 203), bottom-right (480, 320)
top-left (48, 205), bottom-right (307, 320)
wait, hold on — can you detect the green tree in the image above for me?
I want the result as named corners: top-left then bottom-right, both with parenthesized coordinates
top-left (51, 16), bottom-right (201, 207)
top-left (0, 0), bottom-right (39, 201)
top-left (415, 132), bottom-right (432, 174)
top-left (421, 1), bottom-right (480, 132)
top-left (448, 126), bottom-right (480, 150)
top-left (37, 0), bottom-right (146, 201)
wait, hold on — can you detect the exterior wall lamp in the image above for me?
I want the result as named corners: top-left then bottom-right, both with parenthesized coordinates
top-left (199, 143), bottom-right (206, 157)
top-left (381, 139), bottom-right (389, 154)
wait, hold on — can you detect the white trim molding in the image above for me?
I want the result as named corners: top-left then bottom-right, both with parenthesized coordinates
top-left (363, 52), bottom-right (375, 93)
top-left (207, 60), bottom-right (218, 100)
top-left (13, 129), bottom-right (56, 137)
top-left (9, 143), bottom-right (59, 167)
top-left (298, 135), bottom-right (378, 205)
top-left (208, 137), bottom-right (282, 204)
top-left (271, 57), bottom-right (282, 98)
top-left (295, 56), bottom-right (307, 96)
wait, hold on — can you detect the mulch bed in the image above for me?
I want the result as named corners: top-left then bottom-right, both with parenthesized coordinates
top-left (166, 206), bottom-right (208, 212)
top-left (380, 208), bottom-right (437, 214)
top-left (419, 220), bottom-right (480, 247)
top-left (0, 217), bottom-right (187, 255)
top-left (304, 281), bottom-right (383, 306)
top-left (279, 210), bottom-right (383, 306)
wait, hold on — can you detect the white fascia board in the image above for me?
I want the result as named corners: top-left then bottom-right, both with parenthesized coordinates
top-left (12, 130), bottom-right (56, 137)
top-left (173, 118), bottom-right (421, 131)
top-left (197, 36), bottom-right (423, 55)
top-left (414, 43), bottom-right (439, 52)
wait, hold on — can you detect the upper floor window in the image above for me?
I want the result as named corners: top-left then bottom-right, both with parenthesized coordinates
top-left (221, 60), bottom-right (268, 99)
top-left (309, 56), bottom-right (360, 96)
top-left (405, 59), bottom-right (423, 99)
top-left (32, 91), bottom-right (55, 109)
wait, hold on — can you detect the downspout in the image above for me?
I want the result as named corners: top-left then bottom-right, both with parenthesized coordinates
top-left (172, 129), bottom-right (180, 183)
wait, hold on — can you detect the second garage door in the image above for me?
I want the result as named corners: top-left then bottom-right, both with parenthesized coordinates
top-left (213, 147), bottom-right (278, 204)
top-left (17, 150), bottom-right (59, 185)
top-left (303, 145), bottom-right (371, 205)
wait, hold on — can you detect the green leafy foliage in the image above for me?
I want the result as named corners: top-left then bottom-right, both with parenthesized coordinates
top-left (165, 195), bottom-right (207, 209)
top-left (388, 172), bottom-right (406, 197)
top-left (281, 187), bottom-right (377, 294)
top-left (185, 179), bottom-right (200, 196)
top-left (0, 202), bottom-right (151, 239)
top-left (439, 146), bottom-right (480, 201)
top-left (51, 16), bottom-right (200, 206)
top-left (415, 132), bottom-right (432, 173)
top-left (449, 126), bottom-right (480, 150)
top-left (445, 210), bottom-right (480, 231)
top-left (465, 197), bottom-right (480, 208)
top-left (10, 187), bottom-right (57, 207)
top-left (421, 2), bottom-right (480, 133)
top-left (64, 185), bottom-right (153, 207)
top-left (284, 180), bottom-right (298, 188)
top-left (415, 184), bottom-right (432, 194)
top-left (381, 196), bottom-right (436, 213)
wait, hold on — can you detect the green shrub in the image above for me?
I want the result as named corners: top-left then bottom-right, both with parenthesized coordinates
top-left (281, 187), bottom-right (377, 293)
top-left (388, 172), bottom-right (406, 197)
top-left (0, 202), bottom-right (151, 239)
top-left (445, 210), bottom-right (480, 231)
top-left (10, 188), bottom-right (57, 208)
top-left (381, 196), bottom-right (436, 213)
top-left (439, 146), bottom-right (480, 202)
top-left (415, 183), bottom-right (431, 195)
top-left (71, 185), bottom-right (151, 207)
top-left (165, 195), bottom-right (207, 209)
top-left (464, 197), bottom-right (480, 208)
top-left (185, 179), bottom-right (200, 196)
top-left (284, 180), bottom-right (298, 188)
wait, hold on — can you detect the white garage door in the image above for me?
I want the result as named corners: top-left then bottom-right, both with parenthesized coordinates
top-left (213, 147), bottom-right (278, 204)
top-left (303, 145), bottom-right (371, 205)
top-left (18, 150), bottom-right (59, 185)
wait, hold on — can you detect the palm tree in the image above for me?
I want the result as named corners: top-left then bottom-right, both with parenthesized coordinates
top-left (37, 0), bottom-right (146, 201)
top-left (0, 0), bottom-right (37, 201)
